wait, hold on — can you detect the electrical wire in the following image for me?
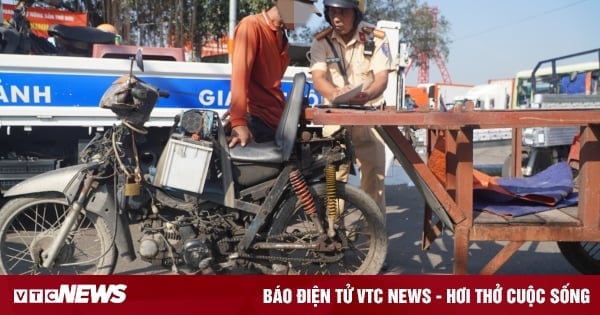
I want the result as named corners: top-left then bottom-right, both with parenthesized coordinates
top-left (454, 0), bottom-right (591, 42)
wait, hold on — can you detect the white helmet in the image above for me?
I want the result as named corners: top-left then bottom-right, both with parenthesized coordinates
top-left (323, 0), bottom-right (365, 27)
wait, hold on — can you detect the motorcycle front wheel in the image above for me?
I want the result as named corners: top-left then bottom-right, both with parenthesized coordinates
top-left (269, 182), bottom-right (387, 275)
top-left (0, 194), bottom-right (117, 275)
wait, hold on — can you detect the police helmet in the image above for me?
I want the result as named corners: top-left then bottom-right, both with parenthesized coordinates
top-left (323, 0), bottom-right (364, 28)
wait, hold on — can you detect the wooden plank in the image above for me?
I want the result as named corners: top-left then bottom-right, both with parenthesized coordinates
top-left (578, 125), bottom-right (600, 228)
top-left (480, 241), bottom-right (525, 275)
top-left (453, 225), bottom-right (470, 274)
top-left (474, 211), bottom-right (515, 224)
top-left (534, 207), bottom-right (582, 225)
top-left (560, 206), bottom-right (579, 220)
top-left (470, 225), bottom-right (595, 241)
top-left (474, 209), bottom-right (580, 226)
top-left (375, 126), bottom-right (464, 226)
top-left (504, 214), bottom-right (549, 225)
top-left (309, 108), bottom-right (600, 129)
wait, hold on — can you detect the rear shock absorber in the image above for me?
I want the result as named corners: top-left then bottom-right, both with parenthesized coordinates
top-left (289, 170), bottom-right (325, 235)
top-left (325, 164), bottom-right (337, 238)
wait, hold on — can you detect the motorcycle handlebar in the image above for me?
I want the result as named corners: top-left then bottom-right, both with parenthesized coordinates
top-left (159, 90), bottom-right (170, 98)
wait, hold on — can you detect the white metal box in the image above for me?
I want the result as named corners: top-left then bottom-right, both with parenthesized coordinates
top-left (155, 138), bottom-right (213, 194)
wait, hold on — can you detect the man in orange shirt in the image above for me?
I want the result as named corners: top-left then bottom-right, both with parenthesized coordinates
top-left (227, 0), bottom-right (320, 148)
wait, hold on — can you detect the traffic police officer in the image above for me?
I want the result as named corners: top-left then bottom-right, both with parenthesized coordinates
top-left (309, 0), bottom-right (394, 220)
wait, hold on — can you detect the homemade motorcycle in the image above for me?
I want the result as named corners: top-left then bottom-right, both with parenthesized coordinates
top-left (0, 50), bottom-right (387, 275)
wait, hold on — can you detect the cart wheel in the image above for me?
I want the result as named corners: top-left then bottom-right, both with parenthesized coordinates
top-left (557, 241), bottom-right (600, 274)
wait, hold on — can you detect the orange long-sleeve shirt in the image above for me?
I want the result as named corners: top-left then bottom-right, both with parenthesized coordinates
top-left (229, 11), bottom-right (290, 130)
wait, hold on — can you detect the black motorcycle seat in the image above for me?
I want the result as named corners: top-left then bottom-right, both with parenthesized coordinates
top-left (48, 24), bottom-right (116, 44)
top-left (228, 141), bottom-right (283, 164)
top-left (225, 72), bottom-right (307, 165)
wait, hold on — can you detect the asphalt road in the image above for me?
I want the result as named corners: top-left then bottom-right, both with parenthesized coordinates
top-left (112, 140), bottom-right (580, 275)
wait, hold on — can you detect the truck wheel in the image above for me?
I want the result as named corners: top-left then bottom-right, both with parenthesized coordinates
top-left (557, 241), bottom-right (600, 274)
top-left (571, 168), bottom-right (580, 190)
top-left (501, 154), bottom-right (513, 177)
top-left (501, 151), bottom-right (532, 177)
top-left (269, 182), bottom-right (388, 275)
top-left (0, 194), bottom-right (117, 275)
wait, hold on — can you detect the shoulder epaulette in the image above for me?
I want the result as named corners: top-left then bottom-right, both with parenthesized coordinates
top-left (373, 29), bottom-right (385, 39)
top-left (361, 25), bottom-right (385, 39)
top-left (314, 27), bottom-right (333, 40)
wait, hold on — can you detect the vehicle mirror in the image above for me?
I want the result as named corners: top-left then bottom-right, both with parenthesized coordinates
top-left (135, 48), bottom-right (144, 72)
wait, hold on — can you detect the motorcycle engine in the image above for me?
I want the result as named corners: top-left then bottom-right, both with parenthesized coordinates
top-left (136, 208), bottom-right (247, 274)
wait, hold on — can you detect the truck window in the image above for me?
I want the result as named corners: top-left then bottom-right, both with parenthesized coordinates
top-left (511, 61), bottom-right (600, 109)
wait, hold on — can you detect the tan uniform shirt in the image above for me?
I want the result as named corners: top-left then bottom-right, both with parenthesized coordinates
top-left (309, 21), bottom-right (394, 106)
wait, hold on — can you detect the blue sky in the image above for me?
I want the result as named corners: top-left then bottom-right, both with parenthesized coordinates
top-left (310, 0), bottom-right (599, 85)
top-left (404, 0), bottom-right (599, 84)
top-left (4, 0), bottom-right (595, 86)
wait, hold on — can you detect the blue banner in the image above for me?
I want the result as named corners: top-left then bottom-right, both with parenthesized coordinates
top-left (0, 72), bottom-right (322, 110)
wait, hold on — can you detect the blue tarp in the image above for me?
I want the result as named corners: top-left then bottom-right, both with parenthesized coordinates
top-left (560, 73), bottom-right (586, 94)
top-left (473, 162), bottom-right (579, 217)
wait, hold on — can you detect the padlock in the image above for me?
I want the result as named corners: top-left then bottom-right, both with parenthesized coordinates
top-left (124, 174), bottom-right (141, 197)
top-left (124, 181), bottom-right (141, 196)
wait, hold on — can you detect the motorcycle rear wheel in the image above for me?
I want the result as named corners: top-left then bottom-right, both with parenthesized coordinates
top-left (0, 194), bottom-right (117, 275)
top-left (269, 182), bottom-right (387, 275)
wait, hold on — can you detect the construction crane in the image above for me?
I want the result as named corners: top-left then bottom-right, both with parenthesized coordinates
top-left (405, 5), bottom-right (452, 84)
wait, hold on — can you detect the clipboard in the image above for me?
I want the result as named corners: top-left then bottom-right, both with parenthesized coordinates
top-left (332, 84), bottom-right (363, 105)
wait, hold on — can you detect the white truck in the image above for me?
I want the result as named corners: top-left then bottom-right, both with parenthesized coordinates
top-left (453, 79), bottom-right (513, 143)
top-left (502, 48), bottom-right (600, 177)
top-left (0, 47), bottom-right (318, 194)
top-left (459, 81), bottom-right (511, 110)
top-left (0, 21), bottom-right (405, 195)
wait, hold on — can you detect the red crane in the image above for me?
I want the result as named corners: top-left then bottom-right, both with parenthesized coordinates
top-left (405, 6), bottom-right (452, 84)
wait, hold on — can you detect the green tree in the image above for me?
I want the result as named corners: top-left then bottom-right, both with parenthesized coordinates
top-left (287, 0), bottom-right (451, 69)
top-left (48, 0), bottom-right (271, 56)
top-left (365, 0), bottom-right (451, 67)
top-left (39, 0), bottom-right (450, 67)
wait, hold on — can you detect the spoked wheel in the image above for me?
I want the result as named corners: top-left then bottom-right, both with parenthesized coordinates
top-left (269, 182), bottom-right (387, 275)
top-left (557, 241), bottom-right (600, 274)
top-left (0, 194), bottom-right (117, 275)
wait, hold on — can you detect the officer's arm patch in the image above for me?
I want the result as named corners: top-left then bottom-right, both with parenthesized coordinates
top-left (314, 27), bottom-right (333, 40)
top-left (382, 42), bottom-right (392, 60)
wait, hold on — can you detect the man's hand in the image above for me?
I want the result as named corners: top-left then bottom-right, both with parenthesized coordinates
top-left (221, 110), bottom-right (232, 134)
top-left (221, 109), bottom-right (231, 120)
top-left (349, 91), bottom-right (370, 105)
top-left (228, 125), bottom-right (253, 148)
top-left (332, 85), bottom-right (353, 100)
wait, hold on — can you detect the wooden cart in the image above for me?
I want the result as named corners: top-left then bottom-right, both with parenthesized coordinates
top-left (306, 107), bottom-right (600, 274)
